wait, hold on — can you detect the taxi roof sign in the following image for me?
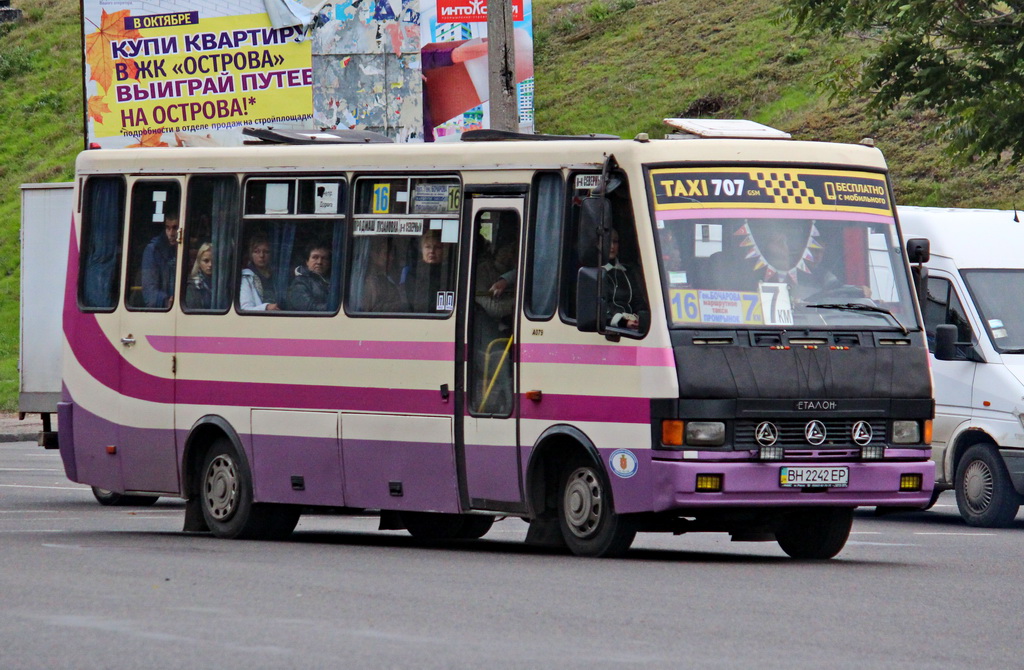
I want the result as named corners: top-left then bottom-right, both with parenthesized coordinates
top-left (663, 118), bottom-right (792, 140)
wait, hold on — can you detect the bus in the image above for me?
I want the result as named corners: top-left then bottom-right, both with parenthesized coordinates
top-left (56, 120), bottom-right (935, 559)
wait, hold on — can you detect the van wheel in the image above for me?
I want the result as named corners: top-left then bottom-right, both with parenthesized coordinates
top-left (91, 487), bottom-right (159, 507)
top-left (955, 443), bottom-right (1020, 527)
top-left (400, 512), bottom-right (494, 540)
top-left (199, 439), bottom-right (299, 540)
top-left (557, 459), bottom-right (635, 557)
top-left (775, 508), bottom-right (853, 559)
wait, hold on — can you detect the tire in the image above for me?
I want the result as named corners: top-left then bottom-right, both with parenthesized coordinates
top-left (776, 508), bottom-right (853, 560)
top-left (199, 439), bottom-right (300, 540)
top-left (400, 512), bottom-right (494, 540)
top-left (955, 443), bottom-right (1020, 528)
top-left (91, 486), bottom-right (159, 507)
top-left (557, 459), bottom-right (636, 558)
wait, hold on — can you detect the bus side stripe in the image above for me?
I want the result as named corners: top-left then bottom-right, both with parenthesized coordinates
top-left (520, 343), bottom-right (674, 367)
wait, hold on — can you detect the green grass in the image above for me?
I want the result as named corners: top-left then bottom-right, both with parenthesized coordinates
top-left (1, 0), bottom-right (1023, 408)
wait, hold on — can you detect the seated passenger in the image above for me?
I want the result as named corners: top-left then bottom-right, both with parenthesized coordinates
top-left (402, 230), bottom-right (447, 313)
top-left (141, 215), bottom-right (179, 308)
top-left (287, 242), bottom-right (332, 311)
top-left (603, 228), bottom-right (649, 331)
top-left (239, 235), bottom-right (279, 311)
top-left (361, 237), bottom-right (408, 312)
top-left (184, 242), bottom-right (213, 310)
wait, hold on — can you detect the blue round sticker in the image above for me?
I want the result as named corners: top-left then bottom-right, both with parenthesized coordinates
top-left (609, 449), bottom-right (638, 478)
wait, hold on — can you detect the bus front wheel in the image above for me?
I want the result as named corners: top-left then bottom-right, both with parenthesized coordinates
top-left (775, 508), bottom-right (853, 559)
top-left (199, 439), bottom-right (299, 540)
top-left (557, 459), bottom-right (635, 558)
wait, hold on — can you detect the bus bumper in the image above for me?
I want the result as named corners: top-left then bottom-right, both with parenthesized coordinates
top-left (649, 458), bottom-right (935, 511)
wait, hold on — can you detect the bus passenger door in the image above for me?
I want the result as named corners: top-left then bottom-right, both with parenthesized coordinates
top-left (459, 196), bottom-right (525, 509)
top-left (117, 180), bottom-right (180, 495)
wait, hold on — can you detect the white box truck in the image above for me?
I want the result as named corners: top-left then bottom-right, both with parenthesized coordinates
top-left (899, 206), bottom-right (1024, 526)
top-left (19, 182), bottom-right (74, 445)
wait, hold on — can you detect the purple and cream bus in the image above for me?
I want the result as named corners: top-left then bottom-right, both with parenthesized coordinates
top-left (56, 121), bottom-right (934, 558)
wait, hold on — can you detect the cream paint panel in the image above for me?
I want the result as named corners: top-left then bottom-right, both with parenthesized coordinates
top-left (62, 340), bottom-right (123, 422)
top-left (519, 361), bottom-right (676, 399)
top-left (519, 418), bottom-right (651, 451)
top-left (251, 409), bottom-right (339, 439)
top-left (174, 353), bottom-right (452, 388)
top-left (341, 412), bottom-right (453, 444)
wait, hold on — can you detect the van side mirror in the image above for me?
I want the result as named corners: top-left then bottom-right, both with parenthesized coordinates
top-left (576, 266), bottom-right (604, 332)
top-left (578, 197), bottom-right (611, 267)
top-left (934, 324), bottom-right (958, 361)
top-left (906, 238), bottom-right (930, 263)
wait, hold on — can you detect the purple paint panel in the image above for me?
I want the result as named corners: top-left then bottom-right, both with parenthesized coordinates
top-left (65, 403), bottom-right (123, 493)
top-left (57, 401), bottom-right (77, 482)
top-left (600, 447), bottom-right (655, 514)
top-left (463, 443), bottom-right (522, 504)
top-left (251, 434), bottom-right (345, 506)
top-left (119, 423), bottom-right (181, 494)
top-left (648, 458), bottom-right (935, 510)
top-left (343, 438), bottom-right (461, 513)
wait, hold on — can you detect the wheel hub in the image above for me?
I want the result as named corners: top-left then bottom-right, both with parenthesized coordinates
top-left (205, 455), bottom-right (239, 521)
top-left (962, 459), bottom-right (994, 514)
top-left (564, 467), bottom-right (602, 539)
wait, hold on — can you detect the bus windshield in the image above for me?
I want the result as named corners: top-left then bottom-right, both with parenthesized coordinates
top-left (648, 167), bottom-right (918, 330)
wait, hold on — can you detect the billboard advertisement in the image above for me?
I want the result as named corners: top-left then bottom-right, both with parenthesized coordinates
top-left (81, 0), bottom-right (534, 147)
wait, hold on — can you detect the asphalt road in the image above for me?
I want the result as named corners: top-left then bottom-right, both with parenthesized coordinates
top-left (1, 440), bottom-right (1021, 669)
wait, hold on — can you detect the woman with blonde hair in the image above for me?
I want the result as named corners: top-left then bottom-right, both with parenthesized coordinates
top-left (185, 242), bottom-right (214, 310)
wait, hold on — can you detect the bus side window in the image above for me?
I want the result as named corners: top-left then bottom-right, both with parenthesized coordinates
top-left (125, 180), bottom-right (182, 311)
top-left (239, 177), bottom-right (345, 314)
top-left (181, 176), bottom-right (239, 313)
top-left (525, 172), bottom-right (564, 319)
top-left (79, 177), bottom-right (126, 311)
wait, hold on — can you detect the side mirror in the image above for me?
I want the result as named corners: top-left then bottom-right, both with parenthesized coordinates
top-left (576, 266), bottom-right (604, 332)
top-left (934, 324), bottom-right (958, 361)
top-left (906, 238), bottom-right (930, 264)
top-left (578, 197), bottom-right (611, 267)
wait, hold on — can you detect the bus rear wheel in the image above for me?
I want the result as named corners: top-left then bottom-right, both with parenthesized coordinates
top-left (199, 439), bottom-right (300, 540)
top-left (400, 512), bottom-right (494, 540)
top-left (91, 487), bottom-right (160, 507)
top-left (557, 459), bottom-right (635, 558)
top-left (775, 508), bottom-right (853, 560)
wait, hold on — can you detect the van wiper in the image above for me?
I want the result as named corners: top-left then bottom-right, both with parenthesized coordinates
top-left (998, 348), bottom-right (1024, 354)
top-left (805, 303), bottom-right (909, 335)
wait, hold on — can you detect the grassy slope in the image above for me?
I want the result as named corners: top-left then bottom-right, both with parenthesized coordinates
top-left (0, 0), bottom-right (81, 410)
top-left (0, 0), bottom-right (1022, 408)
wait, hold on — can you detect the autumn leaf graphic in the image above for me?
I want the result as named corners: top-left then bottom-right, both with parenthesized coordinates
top-left (126, 133), bottom-right (169, 148)
top-left (84, 9), bottom-right (142, 92)
top-left (87, 95), bottom-right (112, 124)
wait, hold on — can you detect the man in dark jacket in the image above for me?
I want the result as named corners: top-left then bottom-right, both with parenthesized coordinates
top-left (287, 242), bottom-right (332, 311)
top-left (141, 216), bottom-right (179, 308)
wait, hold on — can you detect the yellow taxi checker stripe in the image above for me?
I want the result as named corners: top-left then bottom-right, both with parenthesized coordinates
top-left (753, 172), bottom-right (820, 206)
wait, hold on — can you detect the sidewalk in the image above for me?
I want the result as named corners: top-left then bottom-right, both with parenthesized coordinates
top-left (0, 412), bottom-right (46, 443)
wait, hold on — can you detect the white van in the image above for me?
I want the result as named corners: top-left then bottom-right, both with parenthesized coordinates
top-left (898, 206), bottom-right (1024, 526)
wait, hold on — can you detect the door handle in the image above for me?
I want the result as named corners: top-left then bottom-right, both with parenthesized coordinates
top-left (121, 335), bottom-right (136, 347)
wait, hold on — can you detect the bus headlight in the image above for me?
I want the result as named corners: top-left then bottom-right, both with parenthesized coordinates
top-left (892, 420), bottom-right (921, 444)
top-left (686, 422), bottom-right (726, 446)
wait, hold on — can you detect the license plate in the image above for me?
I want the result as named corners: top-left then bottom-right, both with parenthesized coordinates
top-left (780, 466), bottom-right (849, 488)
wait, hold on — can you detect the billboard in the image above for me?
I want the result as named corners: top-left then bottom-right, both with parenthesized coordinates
top-left (81, 0), bottom-right (534, 147)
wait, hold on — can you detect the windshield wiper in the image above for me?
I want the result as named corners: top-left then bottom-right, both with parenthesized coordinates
top-left (998, 348), bottom-right (1024, 354)
top-left (805, 303), bottom-right (909, 335)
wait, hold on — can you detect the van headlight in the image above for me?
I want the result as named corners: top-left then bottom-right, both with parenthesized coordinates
top-left (892, 420), bottom-right (921, 444)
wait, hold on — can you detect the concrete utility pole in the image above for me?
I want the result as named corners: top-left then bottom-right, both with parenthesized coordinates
top-left (486, 0), bottom-right (518, 132)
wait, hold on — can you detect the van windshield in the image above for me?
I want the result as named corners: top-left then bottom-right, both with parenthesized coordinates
top-left (655, 216), bottom-right (917, 329)
top-left (963, 270), bottom-right (1024, 352)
